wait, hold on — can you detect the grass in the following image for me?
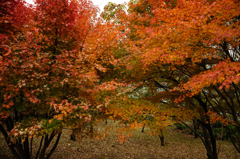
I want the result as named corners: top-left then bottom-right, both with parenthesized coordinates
top-left (0, 120), bottom-right (239, 159)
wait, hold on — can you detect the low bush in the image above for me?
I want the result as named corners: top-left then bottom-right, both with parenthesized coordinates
top-left (175, 123), bottom-right (187, 130)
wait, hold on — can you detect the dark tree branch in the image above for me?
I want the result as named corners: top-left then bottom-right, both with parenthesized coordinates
top-left (194, 95), bottom-right (218, 159)
top-left (35, 136), bottom-right (44, 159)
top-left (49, 131), bottom-right (56, 143)
top-left (30, 137), bottom-right (33, 159)
top-left (23, 137), bottom-right (30, 159)
top-left (212, 86), bottom-right (234, 114)
top-left (5, 118), bottom-right (12, 132)
top-left (229, 131), bottom-right (240, 153)
top-left (39, 134), bottom-right (49, 159)
top-left (0, 124), bottom-right (21, 159)
top-left (154, 80), bottom-right (169, 92)
top-left (220, 41), bottom-right (234, 62)
top-left (233, 83), bottom-right (240, 107)
top-left (180, 120), bottom-right (208, 149)
top-left (46, 132), bottom-right (62, 159)
top-left (202, 90), bottom-right (220, 115)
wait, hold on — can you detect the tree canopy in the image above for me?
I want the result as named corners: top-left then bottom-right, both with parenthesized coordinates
top-left (112, 0), bottom-right (240, 158)
top-left (0, 0), bottom-right (240, 159)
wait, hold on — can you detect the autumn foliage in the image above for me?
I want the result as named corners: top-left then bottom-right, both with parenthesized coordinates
top-left (0, 0), bottom-right (125, 158)
top-left (110, 0), bottom-right (240, 159)
top-left (0, 0), bottom-right (240, 159)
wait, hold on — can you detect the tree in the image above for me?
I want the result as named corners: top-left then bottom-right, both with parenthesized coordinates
top-left (101, 2), bottom-right (127, 22)
top-left (115, 0), bottom-right (240, 158)
top-left (0, 0), bottom-right (123, 158)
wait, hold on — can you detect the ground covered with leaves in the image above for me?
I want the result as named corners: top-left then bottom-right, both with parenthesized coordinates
top-left (0, 120), bottom-right (239, 159)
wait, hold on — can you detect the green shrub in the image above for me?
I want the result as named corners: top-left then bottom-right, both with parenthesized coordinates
top-left (213, 128), bottom-right (227, 139)
top-left (228, 124), bottom-right (237, 140)
top-left (212, 122), bottom-right (223, 128)
top-left (175, 123), bottom-right (187, 130)
top-left (212, 124), bottom-right (237, 140)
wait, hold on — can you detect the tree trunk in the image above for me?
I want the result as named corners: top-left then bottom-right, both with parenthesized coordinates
top-left (89, 122), bottom-right (94, 138)
top-left (193, 119), bottom-right (198, 138)
top-left (46, 132), bottom-right (62, 159)
top-left (141, 124), bottom-right (145, 133)
top-left (158, 130), bottom-right (164, 146)
top-left (105, 119), bottom-right (108, 125)
top-left (1, 121), bottom-right (62, 159)
top-left (70, 129), bottom-right (77, 141)
top-left (0, 124), bottom-right (21, 159)
top-left (199, 120), bottom-right (218, 159)
top-left (195, 96), bottom-right (218, 159)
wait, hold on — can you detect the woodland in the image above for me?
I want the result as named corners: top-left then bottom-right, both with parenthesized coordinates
top-left (0, 0), bottom-right (239, 159)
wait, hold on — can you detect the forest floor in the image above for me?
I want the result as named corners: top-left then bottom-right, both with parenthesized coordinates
top-left (0, 120), bottom-right (239, 159)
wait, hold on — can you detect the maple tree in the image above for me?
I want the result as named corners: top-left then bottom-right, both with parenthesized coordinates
top-left (99, 1), bottom-right (190, 146)
top-left (0, 0), bottom-right (125, 158)
top-left (1, 0), bottom-right (240, 158)
top-left (109, 0), bottom-right (240, 159)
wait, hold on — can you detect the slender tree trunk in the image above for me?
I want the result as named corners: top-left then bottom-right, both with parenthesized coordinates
top-left (141, 124), bottom-right (145, 133)
top-left (46, 132), bottom-right (62, 159)
top-left (70, 129), bottom-right (77, 141)
top-left (193, 119), bottom-right (198, 138)
top-left (89, 121), bottom-right (94, 138)
top-left (39, 131), bottom-right (56, 159)
top-left (206, 123), bottom-right (218, 159)
top-left (35, 136), bottom-right (44, 159)
top-left (158, 130), bottom-right (164, 146)
top-left (195, 96), bottom-right (218, 159)
top-left (0, 124), bottom-right (21, 159)
top-left (24, 137), bottom-right (30, 159)
top-left (201, 123), bottom-right (213, 159)
top-left (39, 135), bottom-right (49, 159)
top-left (198, 119), bottom-right (218, 159)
